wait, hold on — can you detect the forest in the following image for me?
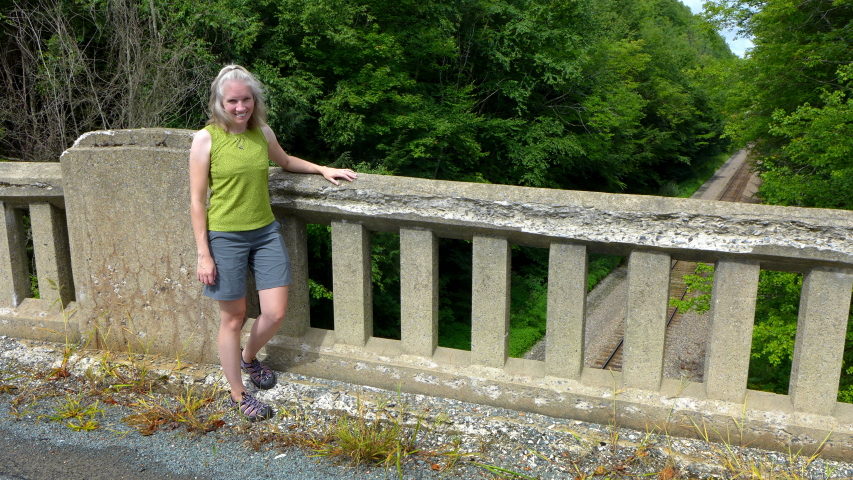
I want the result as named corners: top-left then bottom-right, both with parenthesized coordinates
top-left (701, 0), bottom-right (853, 400)
top-left (1, 0), bottom-right (851, 398)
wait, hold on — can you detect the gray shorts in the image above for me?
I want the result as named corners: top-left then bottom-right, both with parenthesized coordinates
top-left (203, 220), bottom-right (292, 301)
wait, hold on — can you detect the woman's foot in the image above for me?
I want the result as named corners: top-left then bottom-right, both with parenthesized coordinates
top-left (241, 351), bottom-right (277, 389)
top-left (228, 391), bottom-right (274, 422)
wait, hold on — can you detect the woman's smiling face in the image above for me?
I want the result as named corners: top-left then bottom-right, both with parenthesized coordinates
top-left (221, 80), bottom-right (254, 132)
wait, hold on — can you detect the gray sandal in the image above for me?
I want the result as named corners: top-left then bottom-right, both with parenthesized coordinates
top-left (228, 391), bottom-right (273, 422)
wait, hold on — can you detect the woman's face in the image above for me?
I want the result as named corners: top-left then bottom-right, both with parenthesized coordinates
top-left (221, 80), bottom-right (254, 131)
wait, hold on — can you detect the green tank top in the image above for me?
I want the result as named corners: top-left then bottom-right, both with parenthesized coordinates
top-left (205, 125), bottom-right (275, 232)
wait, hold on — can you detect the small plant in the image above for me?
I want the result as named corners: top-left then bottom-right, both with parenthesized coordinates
top-left (42, 295), bottom-right (87, 381)
top-left (0, 360), bottom-right (23, 394)
top-left (669, 262), bottom-right (714, 315)
top-left (313, 396), bottom-right (402, 466)
top-left (122, 384), bottom-right (226, 436)
top-left (95, 324), bottom-right (167, 395)
top-left (48, 393), bottom-right (104, 431)
top-left (687, 412), bottom-right (836, 480)
top-left (174, 383), bottom-right (227, 433)
top-left (169, 334), bottom-right (195, 376)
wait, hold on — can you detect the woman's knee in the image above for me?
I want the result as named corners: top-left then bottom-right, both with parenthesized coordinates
top-left (218, 299), bottom-right (247, 333)
top-left (259, 305), bottom-right (286, 324)
top-left (220, 312), bottom-right (245, 331)
top-left (258, 287), bottom-right (288, 324)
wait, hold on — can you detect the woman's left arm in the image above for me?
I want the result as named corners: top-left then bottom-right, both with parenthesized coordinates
top-left (262, 126), bottom-right (357, 185)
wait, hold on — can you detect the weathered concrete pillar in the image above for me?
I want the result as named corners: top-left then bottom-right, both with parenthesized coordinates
top-left (332, 221), bottom-right (372, 346)
top-left (624, 250), bottom-right (671, 391)
top-left (29, 203), bottom-right (75, 308)
top-left (0, 202), bottom-right (29, 308)
top-left (703, 259), bottom-right (760, 403)
top-left (277, 215), bottom-right (309, 337)
top-left (545, 242), bottom-right (587, 378)
top-left (471, 235), bottom-right (511, 368)
top-left (789, 267), bottom-right (853, 415)
top-left (400, 228), bottom-right (438, 357)
top-left (62, 129), bottom-right (218, 363)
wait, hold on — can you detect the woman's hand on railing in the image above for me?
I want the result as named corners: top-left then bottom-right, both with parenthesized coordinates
top-left (320, 166), bottom-right (357, 186)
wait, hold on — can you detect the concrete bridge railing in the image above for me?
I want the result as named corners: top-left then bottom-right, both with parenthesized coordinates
top-left (1, 129), bottom-right (852, 458)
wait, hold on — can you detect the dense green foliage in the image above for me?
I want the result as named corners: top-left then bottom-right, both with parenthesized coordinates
top-left (2, 0), bottom-right (733, 193)
top-left (751, 270), bottom-right (853, 402)
top-left (706, 0), bottom-right (853, 208)
top-left (704, 0), bottom-right (853, 401)
top-left (2, 0), bottom-right (736, 354)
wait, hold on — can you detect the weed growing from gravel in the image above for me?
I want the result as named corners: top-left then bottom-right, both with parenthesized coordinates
top-left (313, 397), bottom-right (403, 465)
top-left (470, 461), bottom-right (538, 479)
top-left (122, 383), bottom-right (226, 436)
top-left (47, 393), bottom-right (103, 431)
top-left (0, 360), bottom-right (22, 394)
top-left (309, 393), bottom-right (451, 473)
top-left (687, 412), bottom-right (839, 480)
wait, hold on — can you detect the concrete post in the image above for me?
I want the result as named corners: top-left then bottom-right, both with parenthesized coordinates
top-left (545, 242), bottom-right (587, 378)
top-left (624, 250), bottom-right (671, 391)
top-left (277, 215), bottom-right (310, 337)
top-left (400, 228), bottom-right (438, 357)
top-left (703, 259), bottom-right (760, 403)
top-left (0, 202), bottom-right (29, 308)
top-left (471, 235), bottom-right (511, 368)
top-left (332, 221), bottom-right (372, 346)
top-left (789, 267), bottom-right (853, 415)
top-left (29, 203), bottom-right (75, 308)
top-left (61, 130), bottom-right (220, 363)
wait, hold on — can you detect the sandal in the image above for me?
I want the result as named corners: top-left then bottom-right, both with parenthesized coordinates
top-left (228, 391), bottom-right (273, 422)
top-left (241, 350), bottom-right (277, 389)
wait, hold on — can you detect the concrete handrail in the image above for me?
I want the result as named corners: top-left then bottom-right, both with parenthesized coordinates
top-left (269, 170), bottom-right (853, 271)
top-left (0, 162), bottom-right (74, 315)
top-left (0, 128), bottom-right (852, 460)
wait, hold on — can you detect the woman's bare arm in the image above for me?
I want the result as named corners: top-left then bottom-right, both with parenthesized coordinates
top-left (189, 129), bottom-right (216, 285)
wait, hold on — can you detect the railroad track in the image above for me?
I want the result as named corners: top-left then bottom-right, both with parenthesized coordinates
top-left (595, 156), bottom-right (754, 371)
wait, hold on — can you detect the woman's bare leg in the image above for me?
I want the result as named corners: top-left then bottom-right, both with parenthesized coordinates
top-left (218, 297), bottom-right (247, 402)
top-left (242, 285), bottom-right (288, 362)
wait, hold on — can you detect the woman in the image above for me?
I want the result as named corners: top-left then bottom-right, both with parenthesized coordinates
top-left (190, 65), bottom-right (356, 421)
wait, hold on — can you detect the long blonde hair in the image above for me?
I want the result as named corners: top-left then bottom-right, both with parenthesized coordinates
top-left (207, 65), bottom-right (268, 132)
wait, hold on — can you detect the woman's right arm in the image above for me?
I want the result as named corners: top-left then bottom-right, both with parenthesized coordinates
top-left (189, 129), bottom-right (216, 286)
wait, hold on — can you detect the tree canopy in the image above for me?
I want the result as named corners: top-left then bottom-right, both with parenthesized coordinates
top-left (1, 0), bottom-right (734, 194)
top-left (705, 0), bottom-right (853, 208)
top-left (703, 0), bottom-right (853, 400)
top-left (1, 0), bottom-right (737, 355)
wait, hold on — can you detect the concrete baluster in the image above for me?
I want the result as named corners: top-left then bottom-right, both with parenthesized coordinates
top-left (332, 221), bottom-right (372, 346)
top-left (703, 259), bottom-right (760, 403)
top-left (28, 203), bottom-right (75, 308)
top-left (624, 250), bottom-right (671, 391)
top-left (471, 235), bottom-right (511, 368)
top-left (0, 202), bottom-right (29, 308)
top-left (789, 267), bottom-right (853, 415)
top-left (277, 215), bottom-right (310, 337)
top-left (545, 242), bottom-right (587, 379)
top-left (400, 228), bottom-right (439, 357)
